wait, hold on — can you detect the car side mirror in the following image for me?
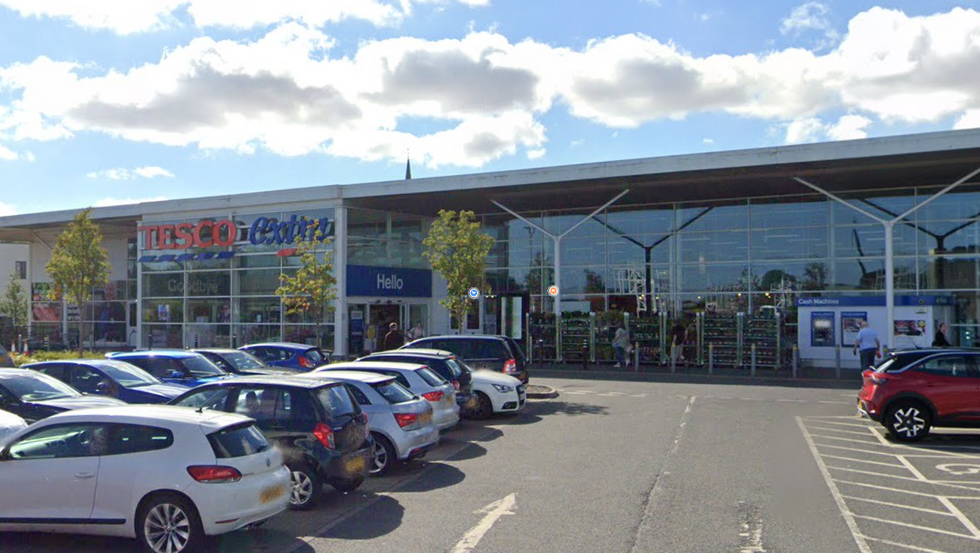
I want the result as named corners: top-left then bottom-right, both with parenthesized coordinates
top-left (95, 381), bottom-right (110, 394)
top-left (0, 447), bottom-right (10, 461)
top-left (171, 370), bottom-right (184, 379)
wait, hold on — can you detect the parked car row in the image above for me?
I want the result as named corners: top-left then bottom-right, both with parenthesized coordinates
top-left (0, 335), bottom-right (528, 553)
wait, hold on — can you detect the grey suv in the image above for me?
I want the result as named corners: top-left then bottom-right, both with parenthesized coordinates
top-left (403, 335), bottom-right (529, 384)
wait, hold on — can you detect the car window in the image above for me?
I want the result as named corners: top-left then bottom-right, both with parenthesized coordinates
top-left (266, 348), bottom-right (291, 362)
top-left (96, 362), bottom-right (159, 388)
top-left (917, 355), bottom-right (971, 377)
top-left (179, 356), bottom-right (225, 377)
top-left (207, 423), bottom-right (269, 459)
top-left (7, 424), bottom-right (106, 459)
top-left (305, 349), bottom-right (325, 364)
top-left (172, 387), bottom-right (231, 411)
top-left (345, 383), bottom-right (371, 406)
top-left (504, 337), bottom-right (526, 361)
top-left (445, 358), bottom-right (468, 377)
top-left (200, 352), bottom-right (231, 371)
top-left (473, 340), bottom-right (508, 359)
top-left (3, 373), bottom-right (81, 401)
top-left (317, 384), bottom-right (359, 418)
top-left (105, 424), bottom-right (173, 455)
top-left (222, 351), bottom-right (266, 371)
top-left (383, 371), bottom-right (412, 389)
top-left (32, 363), bottom-right (66, 381)
top-left (275, 389), bottom-right (318, 431)
top-left (136, 357), bottom-right (179, 379)
top-left (70, 366), bottom-right (108, 394)
top-left (373, 380), bottom-right (415, 404)
top-left (417, 367), bottom-right (447, 387)
top-left (233, 387), bottom-right (277, 422)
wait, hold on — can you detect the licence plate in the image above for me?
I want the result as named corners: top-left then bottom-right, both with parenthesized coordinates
top-left (344, 455), bottom-right (366, 474)
top-left (419, 411), bottom-right (433, 424)
top-left (260, 483), bottom-right (287, 504)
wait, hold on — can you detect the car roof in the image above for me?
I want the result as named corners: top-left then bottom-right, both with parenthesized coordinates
top-left (298, 370), bottom-right (394, 384)
top-left (192, 348), bottom-right (241, 354)
top-left (365, 349), bottom-right (455, 359)
top-left (410, 335), bottom-right (506, 342)
top-left (41, 404), bottom-right (252, 432)
top-left (24, 359), bottom-right (136, 368)
top-left (111, 350), bottom-right (200, 359)
top-left (191, 375), bottom-right (341, 389)
top-left (241, 342), bottom-right (319, 350)
top-left (320, 361), bottom-right (427, 372)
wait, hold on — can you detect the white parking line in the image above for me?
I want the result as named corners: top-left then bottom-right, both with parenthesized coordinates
top-left (816, 443), bottom-right (913, 458)
top-left (808, 426), bottom-right (881, 437)
top-left (848, 513), bottom-right (979, 540)
top-left (938, 497), bottom-right (980, 538)
top-left (821, 454), bottom-right (906, 468)
top-left (450, 493), bottom-right (518, 553)
top-left (896, 456), bottom-right (930, 481)
top-left (859, 535), bottom-right (953, 553)
top-left (797, 417), bottom-right (873, 553)
top-left (809, 434), bottom-right (883, 446)
top-left (841, 495), bottom-right (953, 516)
top-left (834, 479), bottom-right (980, 501)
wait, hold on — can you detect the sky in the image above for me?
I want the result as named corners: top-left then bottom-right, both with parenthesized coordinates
top-left (2, 0), bottom-right (980, 216)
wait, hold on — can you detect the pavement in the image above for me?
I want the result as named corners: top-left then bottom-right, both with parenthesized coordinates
top-left (5, 376), bottom-right (980, 553)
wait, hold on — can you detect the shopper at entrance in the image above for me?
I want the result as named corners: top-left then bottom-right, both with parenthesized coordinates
top-left (365, 324), bottom-right (377, 353)
top-left (407, 322), bottom-right (425, 341)
top-left (853, 320), bottom-right (881, 369)
top-left (933, 322), bottom-right (952, 347)
top-left (670, 320), bottom-right (687, 364)
top-left (612, 326), bottom-right (630, 368)
top-left (383, 322), bottom-right (405, 351)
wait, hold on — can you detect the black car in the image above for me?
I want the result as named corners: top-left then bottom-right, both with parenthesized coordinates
top-left (403, 335), bottom-right (529, 384)
top-left (358, 348), bottom-right (474, 407)
top-left (0, 368), bottom-right (126, 423)
top-left (193, 348), bottom-right (299, 376)
top-left (23, 359), bottom-right (191, 404)
top-left (170, 375), bottom-right (373, 510)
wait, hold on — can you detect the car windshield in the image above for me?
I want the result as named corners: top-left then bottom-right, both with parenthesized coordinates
top-left (3, 373), bottom-right (81, 401)
top-left (372, 380), bottom-right (415, 404)
top-left (180, 356), bottom-right (226, 377)
top-left (97, 361), bottom-right (160, 388)
top-left (417, 367), bottom-right (447, 387)
top-left (318, 384), bottom-right (359, 418)
top-left (444, 358), bottom-right (465, 378)
top-left (305, 348), bottom-right (325, 364)
top-left (222, 351), bottom-right (268, 371)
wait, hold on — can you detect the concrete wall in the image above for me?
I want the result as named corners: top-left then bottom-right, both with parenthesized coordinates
top-left (0, 243), bottom-right (27, 284)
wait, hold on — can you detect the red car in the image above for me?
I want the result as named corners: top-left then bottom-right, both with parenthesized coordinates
top-left (858, 349), bottom-right (980, 441)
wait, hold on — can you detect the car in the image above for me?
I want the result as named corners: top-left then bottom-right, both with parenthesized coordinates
top-left (858, 348), bottom-right (980, 441)
top-left (0, 409), bottom-right (26, 446)
top-left (24, 359), bottom-right (190, 404)
top-left (316, 362), bottom-right (460, 433)
top-left (299, 370), bottom-right (438, 476)
top-left (107, 351), bottom-right (233, 387)
top-left (193, 348), bottom-right (300, 376)
top-left (467, 370), bottom-right (527, 419)
top-left (402, 335), bottom-right (530, 384)
top-left (356, 348), bottom-right (475, 408)
top-left (0, 405), bottom-right (291, 553)
top-left (0, 368), bottom-right (126, 423)
top-left (169, 375), bottom-right (372, 510)
top-left (239, 342), bottom-right (328, 371)
top-left (0, 344), bottom-right (13, 368)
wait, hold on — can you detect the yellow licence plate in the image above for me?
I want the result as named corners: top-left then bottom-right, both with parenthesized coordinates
top-left (260, 483), bottom-right (287, 504)
top-left (420, 411), bottom-right (433, 424)
top-left (344, 455), bottom-right (366, 474)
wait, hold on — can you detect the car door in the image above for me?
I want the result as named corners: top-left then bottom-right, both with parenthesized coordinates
top-left (90, 424), bottom-right (175, 522)
top-left (0, 423), bottom-right (104, 521)
top-left (914, 354), bottom-right (976, 420)
top-left (0, 385), bottom-right (33, 421)
top-left (69, 365), bottom-right (113, 396)
top-left (32, 363), bottom-right (67, 383)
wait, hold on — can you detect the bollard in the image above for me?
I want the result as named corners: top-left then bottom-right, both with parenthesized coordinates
top-left (792, 345), bottom-right (799, 379)
top-left (751, 344), bottom-right (757, 377)
top-left (708, 344), bottom-right (714, 375)
top-left (634, 342), bottom-right (640, 372)
top-left (148, 334), bottom-right (154, 350)
top-left (670, 344), bottom-right (676, 374)
top-left (835, 346), bottom-right (842, 379)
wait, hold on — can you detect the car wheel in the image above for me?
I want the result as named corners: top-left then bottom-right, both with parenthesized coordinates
top-left (467, 392), bottom-right (494, 420)
top-left (287, 463), bottom-right (323, 510)
top-left (885, 400), bottom-right (932, 442)
top-left (137, 492), bottom-right (204, 553)
top-left (369, 433), bottom-right (396, 476)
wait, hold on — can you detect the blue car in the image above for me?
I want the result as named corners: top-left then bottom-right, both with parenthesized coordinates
top-left (24, 359), bottom-right (190, 404)
top-left (106, 350), bottom-right (233, 387)
top-left (239, 342), bottom-right (328, 371)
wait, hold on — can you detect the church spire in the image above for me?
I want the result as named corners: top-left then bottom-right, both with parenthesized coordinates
top-left (405, 152), bottom-right (412, 180)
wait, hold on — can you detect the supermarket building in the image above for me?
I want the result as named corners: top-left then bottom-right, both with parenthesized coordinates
top-left (4, 129), bottom-right (980, 366)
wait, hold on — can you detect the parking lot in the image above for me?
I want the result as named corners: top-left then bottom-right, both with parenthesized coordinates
top-left (3, 376), bottom-right (980, 553)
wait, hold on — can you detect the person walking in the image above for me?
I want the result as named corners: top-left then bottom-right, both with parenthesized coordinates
top-left (407, 321), bottom-right (424, 341)
top-left (853, 320), bottom-right (881, 369)
top-left (612, 325), bottom-right (630, 368)
top-left (670, 319), bottom-right (687, 364)
top-left (383, 322), bottom-right (405, 351)
top-left (932, 322), bottom-right (951, 347)
top-left (365, 324), bottom-right (376, 353)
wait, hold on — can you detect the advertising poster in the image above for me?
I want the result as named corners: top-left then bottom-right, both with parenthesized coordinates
top-left (841, 311), bottom-right (867, 347)
top-left (894, 320), bottom-right (926, 337)
top-left (31, 303), bottom-right (61, 322)
top-left (158, 304), bottom-right (170, 323)
top-left (811, 311), bottom-right (836, 347)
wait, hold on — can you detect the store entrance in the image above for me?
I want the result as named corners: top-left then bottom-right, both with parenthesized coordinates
top-left (348, 302), bottom-right (429, 356)
top-left (482, 293), bottom-right (528, 340)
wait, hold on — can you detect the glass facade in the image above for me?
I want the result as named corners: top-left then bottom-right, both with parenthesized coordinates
top-left (139, 209), bottom-right (335, 349)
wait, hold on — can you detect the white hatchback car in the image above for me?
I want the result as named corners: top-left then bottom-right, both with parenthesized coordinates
top-left (467, 370), bottom-right (526, 419)
top-left (0, 405), bottom-right (291, 553)
top-left (0, 408), bottom-right (27, 446)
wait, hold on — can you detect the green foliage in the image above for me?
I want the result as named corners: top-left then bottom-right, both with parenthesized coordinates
top-left (13, 350), bottom-right (106, 366)
top-left (0, 270), bottom-right (28, 327)
top-left (45, 209), bottom-right (111, 357)
top-left (422, 210), bottom-right (495, 332)
top-left (275, 222), bottom-right (336, 349)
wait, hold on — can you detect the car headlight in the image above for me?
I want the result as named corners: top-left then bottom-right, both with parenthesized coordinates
top-left (492, 384), bottom-right (514, 393)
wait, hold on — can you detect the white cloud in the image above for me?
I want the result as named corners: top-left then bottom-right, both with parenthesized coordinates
top-left (827, 114), bottom-right (871, 140)
top-left (93, 196), bottom-right (169, 207)
top-left (526, 148), bottom-right (546, 159)
top-left (781, 2), bottom-right (832, 35)
top-left (0, 143), bottom-right (16, 160)
top-left (784, 114), bottom-right (871, 144)
top-left (87, 166), bottom-right (175, 180)
top-left (702, 138), bottom-right (714, 144)
top-left (954, 110), bottom-right (980, 130)
top-left (0, 0), bottom-right (487, 34)
top-left (785, 117), bottom-right (826, 144)
top-left (0, 201), bottom-right (16, 216)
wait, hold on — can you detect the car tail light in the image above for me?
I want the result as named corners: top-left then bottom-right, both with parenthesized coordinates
top-left (298, 355), bottom-right (315, 369)
top-left (422, 391), bottom-right (444, 402)
top-left (452, 380), bottom-right (460, 391)
top-left (503, 359), bottom-right (517, 374)
top-left (313, 422), bottom-right (336, 449)
top-left (187, 465), bottom-right (242, 483)
top-left (394, 412), bottom-right (419, 428)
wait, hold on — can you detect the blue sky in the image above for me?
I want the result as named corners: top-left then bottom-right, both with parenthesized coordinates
top-left (1, 0), bottom-right (979, 216)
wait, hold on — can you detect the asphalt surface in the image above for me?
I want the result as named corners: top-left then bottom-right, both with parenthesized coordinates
top-left (4, 376), bottom-right (980, 553)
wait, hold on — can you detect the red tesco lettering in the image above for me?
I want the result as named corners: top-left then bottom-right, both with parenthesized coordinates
top-left (139, 219), bottom-right (236, 250)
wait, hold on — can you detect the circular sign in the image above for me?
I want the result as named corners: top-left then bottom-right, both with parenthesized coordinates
top-left (548, 285), bottom-right (559, 297)
top-left (468, 288), bottom-right (481, 299)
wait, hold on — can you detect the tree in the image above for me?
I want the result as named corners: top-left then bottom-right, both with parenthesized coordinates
top-left (423, 210), bottom-right (495, 334)
top-left (46, 208), bottom-right (111, 357)
top-left (276, 221), bottom-right (336, 351)
top-left (0, 270), bottom-right (28, 328)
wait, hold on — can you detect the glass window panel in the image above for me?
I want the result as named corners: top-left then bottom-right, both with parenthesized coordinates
top-left (235, 269), bottom-right (281, 296)
top-left (486, 269), bottom-right (528, 293)
top-left (348, 209), bottom-right (388, 240)
top-left (558, 267), bottom-right (609, 294)
top-left (188, 299), bottom-right (231, 323)
top-left (83, 301), bottom-right (126, 322)
top-left (388, 240), bottom-right (424, 269)
top-left (542, 211), bottom-right (606, 236)
top-left (677, 202), bottom-right (748, 233)
top-left (679, 232), bottom-right (749, 262)
top-left (751, 261), bottom-right (831, 292)
top-left (561, 236), bottom-right (606, 266)
top-left (920, 255), bottom-right (980, 290)
top-left (234, 324), bottom-right (281, 344)
top-left (601, 208), bottom-right (674, 238)
top-left (143, 324), bottom-right (184, 348)
top-left (283, 325), bottom-right (334, 350)
top-left (500, 236), bottom-right (553, 268)
top-left (187, 272), bottom-right (230, 297)
top-left (184, 324), bottom-right (231, 348)
top-left (143, 273), bottom-right (184, 297)
top-left (833, 194), bottom-right (917, 222)
top-left (914, 186), bottom-right (980, 222)
top-left (236, 297), bottom-right (282, 324)
top-left (928, 222), bottom-right (980, 254)
top-left (235, 255), bottom-right (282, 269)
top-left (348, 237), bottom-right (387, 266)
top-left (750, 228), bottom-right (828, 260)
top-left (142, 299), bottom-right (183, 323)
top-left (678, 263), bottom-right (749, 293)
top-left (91, 322), bottom-right (127, 344)
top-left (749, 197), bottom-right (827, 229)
top-left (832, 224), bottom-right (920, 257)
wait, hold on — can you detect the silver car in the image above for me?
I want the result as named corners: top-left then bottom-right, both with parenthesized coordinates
top-left (300, 370), bottom-right (438, 475)
top-left (316, 362), bottom-right (460, 432)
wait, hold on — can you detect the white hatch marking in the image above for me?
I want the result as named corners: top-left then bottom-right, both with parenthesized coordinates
top-left (450, 493), bottom-right (518, 553)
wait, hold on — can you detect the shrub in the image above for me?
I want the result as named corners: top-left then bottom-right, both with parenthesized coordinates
top-left (13, 351), bottom-right (106, 366)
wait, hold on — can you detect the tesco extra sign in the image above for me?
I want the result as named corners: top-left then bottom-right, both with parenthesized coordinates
top-left (139, 215), bottom-right (333, 251)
